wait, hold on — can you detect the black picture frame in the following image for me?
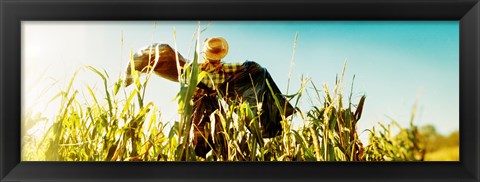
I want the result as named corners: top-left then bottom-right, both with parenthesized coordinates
top-left (1, 0), bottom-right (479, 181)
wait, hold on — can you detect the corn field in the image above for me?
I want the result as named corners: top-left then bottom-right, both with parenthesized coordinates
top-left (21, 31), bottom-right (458, 161)
top-left (21, 58), bottom-right (450, 161)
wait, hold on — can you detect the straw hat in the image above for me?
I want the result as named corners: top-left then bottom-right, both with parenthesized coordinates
top-left (202, 37), bottom-right (229, 61)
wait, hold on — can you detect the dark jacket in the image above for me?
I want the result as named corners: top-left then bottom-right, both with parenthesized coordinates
top-left (196, 61), bottom-right (295, 138)
top-left (192, 61), bottom-right (295, 158)
top-left (220, 61), bottom-right (295, 137)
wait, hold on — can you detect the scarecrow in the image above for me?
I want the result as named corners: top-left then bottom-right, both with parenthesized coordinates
top-left (124, 37), bottom-right (295, 159)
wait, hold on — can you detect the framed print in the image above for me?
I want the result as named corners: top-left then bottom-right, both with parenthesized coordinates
top-left (1, 0), bottom-right (479, 181)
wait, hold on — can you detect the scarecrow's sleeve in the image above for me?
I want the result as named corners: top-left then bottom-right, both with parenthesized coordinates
top-left (124, 43), bottom-right (187, 86)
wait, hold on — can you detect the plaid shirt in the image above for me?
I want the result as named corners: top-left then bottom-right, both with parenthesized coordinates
top-left (199, 62), bottom-right (243, 90)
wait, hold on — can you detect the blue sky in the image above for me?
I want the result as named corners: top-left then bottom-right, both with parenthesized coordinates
top-left (22, 21), bottom-right (459, 142)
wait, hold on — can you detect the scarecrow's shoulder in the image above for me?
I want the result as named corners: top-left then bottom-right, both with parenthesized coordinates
top-left (222, 62), bottom-right (243, 69)
top-left (241, 61), bottom-right (266, 73)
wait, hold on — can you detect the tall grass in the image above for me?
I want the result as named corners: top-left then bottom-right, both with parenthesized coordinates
top-left (32, 65), bottom-right (167, 161)
top-left (24, 62), bottom-right (449, 161)
top-left (22, 58), bottom-right (419, 161)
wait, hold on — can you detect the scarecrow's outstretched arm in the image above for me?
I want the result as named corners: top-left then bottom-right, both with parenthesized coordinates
top-left (124, 43), bottom-right (188, 86)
